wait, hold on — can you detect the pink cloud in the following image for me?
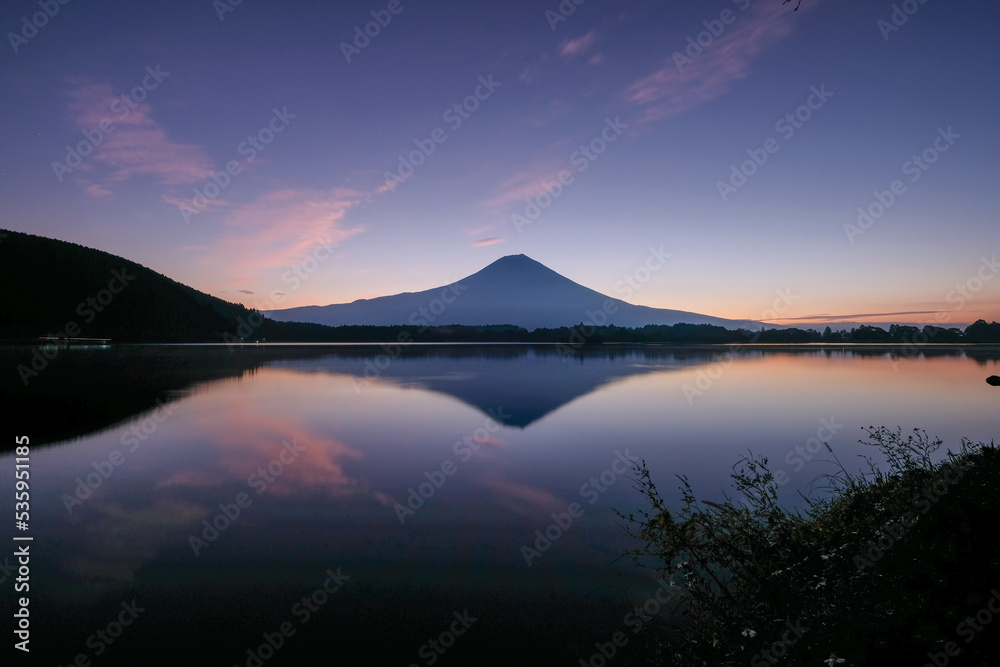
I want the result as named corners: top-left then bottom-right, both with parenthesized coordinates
top-left (480, 161), bottom-right (573, 210)
top-left (63, 80), bottom-right (214, 194)
top-left (472, 237), bottom-right (505, 247)
top-left (623, 2), bottom-right (798, 123)
top-left (156, 469), bottom-right (225, 489)
top-left (560, 30), bottom-right (598, 58)
top-left (462, 222), bottom-right (506, 238)
top-left (186, 384), bottom-right (367, 498)
top-left (205, 186), bottom-right (365, 286)
top-left (376, 178), bottom-right (403, 193)
top-left (480, 472), bottom-right (566, 519)
top-left (82, 181), bottom-right (114, 198)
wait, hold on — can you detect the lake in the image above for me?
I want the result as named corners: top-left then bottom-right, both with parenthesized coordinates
top-left (2, 344), bottom-right (998, 665)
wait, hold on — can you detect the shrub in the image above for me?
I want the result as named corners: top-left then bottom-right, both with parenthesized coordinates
top-left (616, 427), bottom-right (995, 665)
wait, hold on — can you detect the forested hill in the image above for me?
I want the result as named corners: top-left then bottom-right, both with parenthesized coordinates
top-left (2, 229), bottom-right (999, 345)
top-left (0, 229), bottom-right (262, 342)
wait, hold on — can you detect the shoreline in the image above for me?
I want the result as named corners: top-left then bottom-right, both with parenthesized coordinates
top-left (4, 339), bottom-right (1000, 350)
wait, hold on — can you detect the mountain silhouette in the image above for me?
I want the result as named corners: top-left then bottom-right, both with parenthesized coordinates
top-left (267, 254), bottom-right (760, 330)
top-left (7, 344), bottom-right (1000, 448)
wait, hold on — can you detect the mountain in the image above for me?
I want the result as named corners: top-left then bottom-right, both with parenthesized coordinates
top-left (0, 228), bottom-right (261, 342)
top-left (1, 345), bottom-right (721, 446)
top-left (266, 254), bottom-right (762, 330)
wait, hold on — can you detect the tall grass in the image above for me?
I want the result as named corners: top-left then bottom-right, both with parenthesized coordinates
top-left (617, 427), bottom-right (998, 665)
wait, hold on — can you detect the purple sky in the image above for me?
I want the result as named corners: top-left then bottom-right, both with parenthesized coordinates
top-left (2, 0), bottom-right (998, 325)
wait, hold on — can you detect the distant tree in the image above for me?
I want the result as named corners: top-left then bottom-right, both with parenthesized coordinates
top-left (851, 325), bottom-right (892, 343)
top-left (922, 325), bottom-right (964, 344)
top-left (965, 319), bottom-right (1000, 343)
top-left (889, 324), bottom-right (920, 342)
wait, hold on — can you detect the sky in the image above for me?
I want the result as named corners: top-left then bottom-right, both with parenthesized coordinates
top-left (2, 0), bottom-right (998, 326)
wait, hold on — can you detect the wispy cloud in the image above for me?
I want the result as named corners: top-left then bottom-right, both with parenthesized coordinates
top-left (206, 187), bottom-right (365, 286)
top-left (64, 80), bottom-right (214, 193)
top-left (623, 2), bottom-right (798, 123)
top-left (82, 182), bottom-right (114, 198)
top-left (560, 30), bottom-right (598, 58)
top-left (472, 236), bottom-right (505, 247)
top-left (517, 52), bottom-right (554, 86)
top-left (480, 471), bottom-right (565, 520)
top-left (492, 5), bottom-right (803, 213)
top-left (480, 161), bottom-right (572, 211)
top-left (160, 192), bottom-right (229, 211)
top-left (771, 310), bottom-right (943, 322)
top-left (519, 29), bottom-right (602, 88)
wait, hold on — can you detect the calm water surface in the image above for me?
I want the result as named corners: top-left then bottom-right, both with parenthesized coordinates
top-left (3, 345), bottom-right (998, 665)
